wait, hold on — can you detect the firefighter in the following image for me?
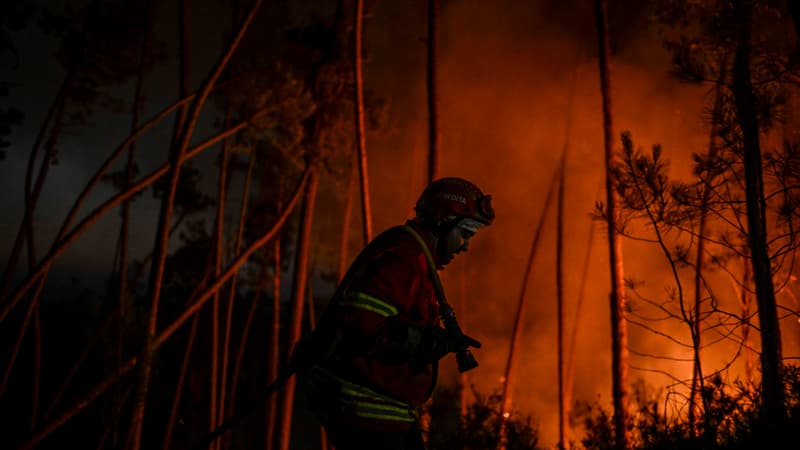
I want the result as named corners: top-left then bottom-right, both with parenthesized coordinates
top-left (302, 177), bottom-right (495, 450)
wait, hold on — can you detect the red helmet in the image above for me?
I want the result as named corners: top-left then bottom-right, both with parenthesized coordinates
top-left (415, 177), bottom-right (495, 227)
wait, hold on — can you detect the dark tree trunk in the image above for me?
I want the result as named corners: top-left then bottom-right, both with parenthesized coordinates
top-left (339, 161), bottom-right (356, 280)
top-left (732, 0), bottom-right (785, 427)
top-left (556, 153), bottom-right (566, 450)
top-left (787, 0), bottom-right (800, 56)
top-left (172, 0), bottom-right (190, 145)
top-left (498, 167), bottom-right (560, 449)
top-left (742, 259), bottom-right (755, 383)
top-left (354, 0), bottom-right (372, 244)
top-left (690, 63), bottom-right (726, 437)
top-left (0, 76), bottom-right (69, 301)
top-left (114, 2), bottom-right (154, 441)
top-left (221, 151), bottom-right (256, 434)
top-left (427, 0), bottom-right (439, 183)
top-left (265, 230), bottom-right (281, 450)
top-left (277, 166), bottom-right (319, 450)
top-left (209, 131), bottom-right (229, 450)
top-left (594, 0), bottom-right (630, 447)
top-left (0, 74), bottom-right (71, 397)
top-left (162, 300), bottom-right (202, 450)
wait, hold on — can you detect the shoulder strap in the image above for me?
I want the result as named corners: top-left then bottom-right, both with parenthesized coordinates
top-left (399, 225), bottom-right (447, 306)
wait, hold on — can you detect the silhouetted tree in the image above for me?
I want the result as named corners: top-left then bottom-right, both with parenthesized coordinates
top-left (354, 0), bottom-right (373, 243)
top-left (426, 0), bottom-right (439, 184)
top-left (499, 165), bottom-right (560, 450)
top-left (126, 2), bottom-right (264, 448)
top-left (654, 0), bottom-right (800, 429)
top-left (594, 0), bottom-right (630, 447)
top-left (0, 0), bottom-right (36, 160)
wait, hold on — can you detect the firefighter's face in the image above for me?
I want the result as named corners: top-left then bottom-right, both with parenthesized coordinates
top-left (437, 225), bottom-right (474, 268)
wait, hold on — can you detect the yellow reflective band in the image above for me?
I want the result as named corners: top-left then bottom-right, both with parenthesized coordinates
top-left (340, 292), bottom-right (399, 317)
top-left (310, 367), bottom-right (419, 422)
top-left (349, 410), bottom-right (416, 422)
top-left (338, 386), bottom-right (408, 408)
top-left (338, 398), bottom-right (417, 422)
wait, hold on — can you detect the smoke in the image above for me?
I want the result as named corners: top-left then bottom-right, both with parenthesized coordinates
top-left (356, 0), bottom-right (800, 446)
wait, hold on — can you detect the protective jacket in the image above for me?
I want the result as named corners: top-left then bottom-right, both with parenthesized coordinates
top-left (307, 221), bottom-right (443, 431)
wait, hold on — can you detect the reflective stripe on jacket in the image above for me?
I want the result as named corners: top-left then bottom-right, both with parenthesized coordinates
top-left (309, 366), bottom-right (419, 423)
top-left (339, 291), bottom-right (399, 318)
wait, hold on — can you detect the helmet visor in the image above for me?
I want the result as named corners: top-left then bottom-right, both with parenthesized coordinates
top-left (477, 195), bottom-right (495, 224)
top-left (457, 218), bottom-right (485, 233)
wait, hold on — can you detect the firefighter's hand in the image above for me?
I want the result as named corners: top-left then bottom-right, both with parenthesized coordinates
top-left (462, 333), bottom-right (482, 349)
top-left (425, 327), bottom-right (481, 361)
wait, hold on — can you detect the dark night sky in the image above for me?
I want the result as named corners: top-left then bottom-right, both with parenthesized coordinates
top-left (2, 0), bottom-right (238, 291)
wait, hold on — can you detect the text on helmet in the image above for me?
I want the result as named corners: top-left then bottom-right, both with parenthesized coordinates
top-left (436, 192), bottom-right (467, 204)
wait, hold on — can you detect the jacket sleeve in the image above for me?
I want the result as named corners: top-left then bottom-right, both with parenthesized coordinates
top-left (338, 245), bottom-right (438, 360)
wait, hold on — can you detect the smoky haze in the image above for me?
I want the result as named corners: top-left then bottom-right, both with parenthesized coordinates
top-left (358, 0), bottom-right (800, 446)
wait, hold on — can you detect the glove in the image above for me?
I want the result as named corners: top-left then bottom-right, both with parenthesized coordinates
top-left (423, 326), bottom-right (481, 362)
top-left (381, 321), bottom-right (481, 364)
